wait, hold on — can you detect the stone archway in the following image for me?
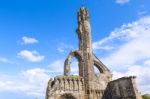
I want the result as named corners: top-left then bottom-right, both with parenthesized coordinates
top-left (59, 94), bottom-right (76, 99)
top-left (64, 50), bottom-right (82, 76)
top-left (93, 54), bottom-right (110, 74)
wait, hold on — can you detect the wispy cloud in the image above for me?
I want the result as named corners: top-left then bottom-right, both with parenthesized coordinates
top-left (48, 59), bottom-right (64, 73)
top-left (94, 16), bottom-right (150, 94)
top-left (115, 0), bottom-right (130, 5)
top-left (18, 50), bottom-right (44, 62)
top-left (57, 42), bottom-right (74, 53)
top-left (0, 57), bottom-right (15, 64)
top-left (0, 57), bottom-right (10, 63)
top-left (138, 10), bottom-right (147, 17)
top-left (0, 68), bottom-right (50, 97)
top-left (101, 16), bottom-right (150, 69)
top-left (21, 36), bottom-right (38, 45)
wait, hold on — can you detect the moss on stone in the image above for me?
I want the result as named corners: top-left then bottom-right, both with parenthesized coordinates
top-left (56, 75), bottom-right (80, 78)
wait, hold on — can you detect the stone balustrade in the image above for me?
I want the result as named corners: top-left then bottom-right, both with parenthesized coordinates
top-left (49, 76), bottom-right (84, 92)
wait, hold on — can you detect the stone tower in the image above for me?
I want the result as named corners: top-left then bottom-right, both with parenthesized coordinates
top-left (64, 7), bottom-right (112, 98)
top-left (45, 7), bottom-right (142, 99)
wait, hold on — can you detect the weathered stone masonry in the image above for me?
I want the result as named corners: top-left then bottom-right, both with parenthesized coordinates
top-left (45, 7), bottom-right (142, 99)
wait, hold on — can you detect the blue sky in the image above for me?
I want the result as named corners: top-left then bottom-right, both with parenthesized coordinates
top-left (0, 0), bottom-right (150, 99)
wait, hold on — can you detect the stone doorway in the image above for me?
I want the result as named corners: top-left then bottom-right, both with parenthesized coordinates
top-left (59, 94), bottom-right (76, 99)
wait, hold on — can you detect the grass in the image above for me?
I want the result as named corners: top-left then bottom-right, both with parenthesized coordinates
top-left (56, 75), bottom-right (80, 78)
top-left (142, 94), bottom-right (150, 99)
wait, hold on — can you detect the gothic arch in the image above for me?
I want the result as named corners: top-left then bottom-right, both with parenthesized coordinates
top-left (59, 93), bottom-right (76, 99)
top-left (64, 51), bottom-right (82, 75)
top-left (94, 60), bottom-right (105, 73)
top-left (93, 54), bottom-right (110, 74)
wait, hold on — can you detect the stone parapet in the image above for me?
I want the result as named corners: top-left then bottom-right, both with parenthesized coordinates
top-left (46, 76), bottom-right (85, 99)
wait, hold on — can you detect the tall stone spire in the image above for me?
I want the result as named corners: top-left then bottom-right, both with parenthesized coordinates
top-left (76, 6), bottom-right (95, 86)
top-left (77, 6), bottom-right (92, 54)
top-left (64, 6), bottom-right (111, 94)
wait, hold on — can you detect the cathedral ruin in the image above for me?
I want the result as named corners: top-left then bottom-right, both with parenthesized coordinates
top-left (45, 7), bottom-right (142, 99)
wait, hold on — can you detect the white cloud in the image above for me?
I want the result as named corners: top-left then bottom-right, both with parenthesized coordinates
top-left (0, 68), bottom-right (50, 97)
top-left (57, 48), bottom-right (65, 53)
top-left (115, 0), bottom-right (130, 4)
top-left (0, 58), bottom-right (78, 98)
top-left (18, 50), bottom-right (44, 62)
top-left (94, 16), bottom-right (150, 69)
top-left (21, 36), bottom-right (38, 45)
top-left (0, 58), bottom-right (79, 98)
top-left (144, 59), bottom-right (150, 66)
top-left (93, 16), bottom-right (150, 94)
top-left (57, 42), bottom-right (74, 53)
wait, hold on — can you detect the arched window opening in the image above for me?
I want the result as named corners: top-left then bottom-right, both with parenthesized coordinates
top-left (59, 94), bottom-right (76, 99)
top-left (64, 51), bottom-right (82, 76)
top-left (70, 57), bottom-right (79, 76)
top-left (94, 65), bottom-right (101, 76)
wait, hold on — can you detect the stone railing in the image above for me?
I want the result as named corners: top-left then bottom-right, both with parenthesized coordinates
top-left (48, 76), bottom-right (84, 92)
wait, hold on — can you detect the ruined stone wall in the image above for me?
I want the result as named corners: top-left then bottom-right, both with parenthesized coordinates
top-left (85, 89), bottom-right (104, 99)
top-left (83, 74), bottom-right (111, 99)
top-left (46, 76), bottom-right (85, 99)
top-left (45, 75), bottom-right (108, 99)
top-left (102, 76), bottom-right (142, 99)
